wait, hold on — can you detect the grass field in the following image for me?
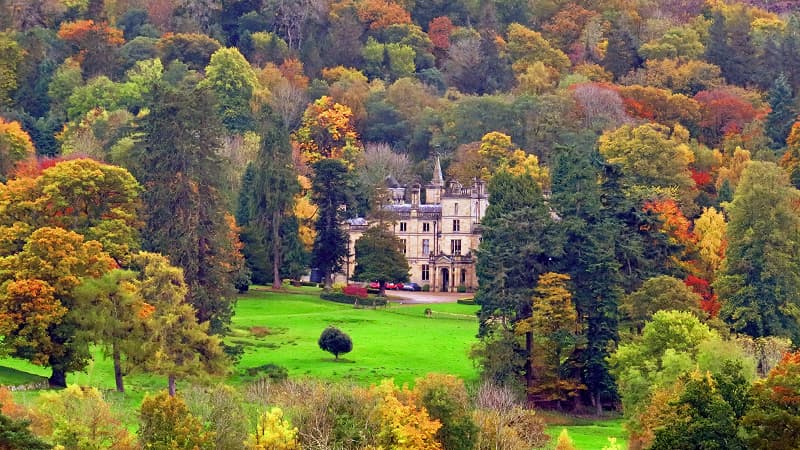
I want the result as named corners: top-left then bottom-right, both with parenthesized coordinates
top-left (0, 286), bottom-right (627, 448)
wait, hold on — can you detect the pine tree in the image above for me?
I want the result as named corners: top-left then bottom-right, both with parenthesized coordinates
top-left (239, 109), bottom-right (304, 288)
top-left (551, 146), bottom-right (623, 413)
top-left (474, 170), bottom-right (564, 396)
top-left (134, 80), bottom-right (240, 333)
top-left (766, 74), bottom-right (797, 150)
top-left (311, 158), bottom-right (354, 289)
top-left (602, 27), bottom-right (641, 81)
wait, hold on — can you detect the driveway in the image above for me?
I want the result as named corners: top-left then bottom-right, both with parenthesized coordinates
top-left (385, 291), bottom-right (474, 304)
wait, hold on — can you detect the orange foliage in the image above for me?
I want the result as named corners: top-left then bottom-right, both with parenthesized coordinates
top-left (357, 0), bottom-right (412, 30)
top-left (685, 275), bottom-right (721, 317)
top-left (279, 58), bottom-right (309, 89)
top-left (0, 279), bottom-right (67, 365)
top-left (428, 16), bottom-right (453, 50)
top-left (57, 19), bottom-right (124, 50)
top-left (644, 199), bottom-right (695, 246)
top-left (694, 88), bottom-right (761, 145)
top-left (292, 96), bottom-right (360, 165)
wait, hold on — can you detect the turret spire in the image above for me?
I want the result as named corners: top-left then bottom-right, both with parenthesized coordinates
top-left (432, 156), bottom-right (444, 186)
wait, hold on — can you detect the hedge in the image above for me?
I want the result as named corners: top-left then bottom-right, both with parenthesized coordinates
top-left (320, 291), bottom-right (388, 306)
top-left (456, 298), bottom-right (476, 305)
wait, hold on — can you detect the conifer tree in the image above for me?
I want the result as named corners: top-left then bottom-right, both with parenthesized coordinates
top-left (238, 109), bottom-right (305, 288)
top-left (311, 158), bottom-right (354, 289)
top-left (135, 80), bottom-right (240, 333)
top-left (766, 74), bottom-right (797, 150)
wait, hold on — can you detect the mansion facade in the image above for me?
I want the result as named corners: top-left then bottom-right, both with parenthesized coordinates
top-left (345, 158), bottom-right (488, 292)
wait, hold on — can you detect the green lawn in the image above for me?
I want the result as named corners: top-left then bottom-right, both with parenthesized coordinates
top-left (546, 418), bottom-right (628, 450)
top-left (0, 287), bottom-right (627, 446)
top-left (229, 288), bottom-right (481, 385)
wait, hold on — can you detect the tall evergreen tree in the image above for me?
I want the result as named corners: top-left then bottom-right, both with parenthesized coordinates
top-left (716, 161), bottom-right (800, 342)
top-left (134, 80), bottom-right (239, 334)
top-left (311, 158), bottom-right (354, 289)
top-left (474, 170), bottom-right (564, 397)
top-left (551, 146), bottom-right (622, 413)
top-left (602, 27), bottom-right (642, 81)
top-left (238, 109), bottom-right (304, 288)
top-left (766, 74), bottom-right (797, 150)
top-left (706, 11), bottom-right (730, 77)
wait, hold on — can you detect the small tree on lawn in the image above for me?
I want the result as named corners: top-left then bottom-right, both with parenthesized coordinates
top-left (352, 225), bottom-right (410, 296)
top-left (318, 326), bottom-right (353, 360)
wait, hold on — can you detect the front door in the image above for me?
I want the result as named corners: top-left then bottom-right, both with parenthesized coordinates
top-left (441, 268), bottom-right (449, 292)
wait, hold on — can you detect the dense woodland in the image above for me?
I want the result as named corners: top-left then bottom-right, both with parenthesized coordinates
top-left (2, 0), bottom-right (800, 448)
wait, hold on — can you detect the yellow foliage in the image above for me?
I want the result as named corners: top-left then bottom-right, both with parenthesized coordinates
top-left (0, 117), bottom-right (36, 178)
top-left (555, 429), bottom-right (576, 450)
top-left (246, 407), bottom-right (302, 450)
top-left (368, 379), bottom-right (442, 450)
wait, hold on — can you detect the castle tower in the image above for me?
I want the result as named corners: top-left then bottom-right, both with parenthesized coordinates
top-left (425, 156), bottom-right (444, 205)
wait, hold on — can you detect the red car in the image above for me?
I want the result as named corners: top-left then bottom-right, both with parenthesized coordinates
top-left (369, 281), bottom-right (380, 289)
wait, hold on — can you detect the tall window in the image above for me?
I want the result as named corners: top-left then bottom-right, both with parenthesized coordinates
top-left (422, 222), bottom-right (430, 232)
top-left (451, 239), bottom-right (462, 255)
top-left (422, 264), bottom-right (430, 281)
top-left (453, 219), bottom-right (460, 232)
top-left (461, 269), bottom-right (467, 284)
top-left (400, 239), bottom-right (406, 254)
top-left (399, 222), bottom-right (407, 232)
top-left (454, 203), bottom-right (459, 215)
top-left (422, 239), bottom-right (430, 255)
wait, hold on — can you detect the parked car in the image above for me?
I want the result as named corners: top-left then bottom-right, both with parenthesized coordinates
top-left (369, 281), bottom-right (380, 289)
top-left (385, 282), bottom-right (397, 290)
top-left (402, 282), bottom-right (422, 291)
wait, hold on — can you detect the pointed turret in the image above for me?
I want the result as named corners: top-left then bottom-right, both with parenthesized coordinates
top-left (432, 156), bottom-right (444, 186)
top-left (426, 155), bottom-right (444, 204)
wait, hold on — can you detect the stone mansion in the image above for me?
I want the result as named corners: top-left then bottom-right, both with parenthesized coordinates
top-left (345, 158), bottom-right (488, 292)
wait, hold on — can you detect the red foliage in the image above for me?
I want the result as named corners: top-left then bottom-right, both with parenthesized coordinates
top-left (343, 284), bottom-right (368, 299)
top-left (622, 97), bottom-right (656, 120)
top-left (428, 16), bottom-right (453, 50)
top-left (694, 88), bottom-right (760, 145)
top-left (690, 168), bottom-right (712, 187)
top-left (685, 274), bottom-right (721, 317)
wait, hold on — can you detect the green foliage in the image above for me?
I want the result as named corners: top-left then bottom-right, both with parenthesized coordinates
top-left (318, 326), bottom-right (353, 360)
top-left (716, 161), bottom-right (800, 342)
top-left (199, 47), bottom-right (257, 131)
top-left (620, 275), bottom-right (703, 334)
top-left (311, 158), bottom-right (354, 288)
top-left (353, 225), bottom-right (410, 290)
top-left (413, 373), bottom-right (477, 450)
top-left (766, 73), bottom-right (797, 150)
top-left (0, 409), bottom-right (51, 450)
top-left (138, 391), bottom-right (214, 450)
top-left (134, 80), bottom-right (240, 333)
top-left (742, 351), bottom-right (800, 449)
top-left (650, 370), bottom-right (747, 450)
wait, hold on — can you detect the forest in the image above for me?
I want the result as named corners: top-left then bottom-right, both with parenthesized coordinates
top-left (2, 0), bottom-right (800, 449)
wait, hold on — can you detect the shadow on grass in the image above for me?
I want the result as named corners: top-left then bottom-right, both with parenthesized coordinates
top-left (0, 366), bottom-right (47, 386)
top-left (323, 358), bottom-right (356, 363)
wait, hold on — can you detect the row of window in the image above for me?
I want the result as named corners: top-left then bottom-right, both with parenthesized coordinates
top-left (399, 220), bottom-right (461, 233)
top-left (400, 239), bottom-right (461, 256)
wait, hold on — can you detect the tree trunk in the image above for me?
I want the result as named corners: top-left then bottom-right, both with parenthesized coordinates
top-left (272, 209), bottom-right (282, 290)
top-left (324, 272), bottom-right (333, 290)
top-left (594, 392), bottom-right (603, 416)
top-left (525, 331), bottom-right (534, 403)
top-left (379, 281), bottom-right (385, 297)
top-left (113, 344), bottom-right (124, 393)
top-left (168, 375), bottom-right (176, 397)
top-left (49, 368), bottom-right (67, 388)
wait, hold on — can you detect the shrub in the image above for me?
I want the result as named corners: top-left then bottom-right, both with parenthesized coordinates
top-left (332, 282), bottom-right (347, 293)
top-left (246, 407), bottom-right (301, 450)
top-left (555, 429), bottom-right (577, 450)
top-left (34, 385), bottom-right (137, 450)
top-left (139, 391), bottom-right (214, 450)
top-left (457, 285), bottom-right (467, 293)
top-left (244, 364), bottom-right (289, 381)
top-left (184, 384), bottom-right (249, 450)
top-left (414, 374), bottom-right (478, 450)
top-left (320, 291), bottom-right (387, 306)
top-left (343, 284), bottom-right (369, 298)
top-left (0, 410), bottom-right (50, 450)
top-left (318, 326), bottom-right (353, 360)
top-left (457, 298), bottom-right (475, 305)
top-left (422, 284), bottom-right (430, 291)
top-left (243, 379), bottom-right (380, 449)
